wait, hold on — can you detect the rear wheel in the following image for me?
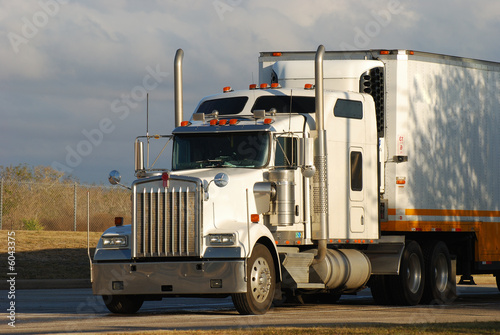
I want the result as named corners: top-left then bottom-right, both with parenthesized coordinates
top-left (102, 295), bottom-right (144, 314)
top-left (421, 241), bottom-right (455, 304)
top-left (389, 240), bottom-right (425, 305)
top-left (232, 244), bottom-right (276, 315)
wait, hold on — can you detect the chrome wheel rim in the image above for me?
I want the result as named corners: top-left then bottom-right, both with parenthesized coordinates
top-left (250, 256), bottom-right (272, 303)
top-left (435, 253), bottom-right (449, 293)
top-left (407, 253), bottom-right (422, 294)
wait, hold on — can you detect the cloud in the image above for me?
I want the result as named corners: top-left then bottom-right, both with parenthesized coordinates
top-left (1, 0), bottom-right (499, 183)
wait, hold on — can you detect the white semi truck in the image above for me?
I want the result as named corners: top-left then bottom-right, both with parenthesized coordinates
top-left (92, 46), bottom-right (500, 315)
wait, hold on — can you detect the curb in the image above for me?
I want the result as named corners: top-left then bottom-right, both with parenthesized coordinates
top-left (1, 279), bottom-right (91, 290)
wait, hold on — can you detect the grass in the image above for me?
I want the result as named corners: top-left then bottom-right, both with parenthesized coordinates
top-left (106, 323), bottom-right (500, 334)
top-left (1, 230), bottom-right (103, 280)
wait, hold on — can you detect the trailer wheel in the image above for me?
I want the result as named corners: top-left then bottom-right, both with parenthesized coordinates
top-left (389, 240), bottom-right (425, 305)
top-left (102, 295), bottom-right (144, 314)
top-left (421, 241), bottom-right (455, 304)
top-left (232, 244), bottom-right (275, 315)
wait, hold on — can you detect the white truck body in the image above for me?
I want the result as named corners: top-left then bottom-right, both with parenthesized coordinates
top-left (92, 48), bottom-right (500, 315)
top-left (260, 50), bottom-right (500, 223)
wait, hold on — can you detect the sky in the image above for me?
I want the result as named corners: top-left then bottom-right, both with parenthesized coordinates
top-left (1, 0), bottom-right (500, 185)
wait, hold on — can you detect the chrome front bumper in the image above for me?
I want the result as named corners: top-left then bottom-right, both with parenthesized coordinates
top-left (92, 260), bottom-right (246, 296)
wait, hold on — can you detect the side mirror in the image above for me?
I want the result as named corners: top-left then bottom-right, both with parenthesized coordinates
top-left (134, 140), bottom-right (144, 172)
top-left (109, 170), bottom-right (121, 185)
top-left (299, 137), bottom-right (316, 178)
top-left (214, 172), bottom-right (229, 188)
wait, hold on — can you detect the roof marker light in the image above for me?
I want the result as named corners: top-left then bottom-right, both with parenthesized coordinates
top-left (260, 83), bottom-right (269, 89)
top-left (263, 118), bottom-right (273, 124)
top-left (219, 119), bottom-right (227, 126)
top-left (229, 119), bottom-right (238, 125)
top-left (209, 119), bottom-right (218, 126)
top-left (270, 83), bottom-right (281, 88)
top-left (380, 50), bottom-right (390, 55)
top-left (304, 83), bottom-right (314, 90)
top-left (249, 84), bottom-right (257, 90)
top-left (180, 121), bottom-right (190, 127)
top-left (223, 86), bottom-right (233, 93)
top-left (272, 52), bottom-right (282, 57)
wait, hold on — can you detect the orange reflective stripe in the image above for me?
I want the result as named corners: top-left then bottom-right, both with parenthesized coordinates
top-left (404, 209), bottom-right (500, 217)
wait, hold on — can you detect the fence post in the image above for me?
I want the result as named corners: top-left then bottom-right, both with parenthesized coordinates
top-left (74, 183), bottom-right (77, 231)
top-left (0, 178), bottom-right (3, 230)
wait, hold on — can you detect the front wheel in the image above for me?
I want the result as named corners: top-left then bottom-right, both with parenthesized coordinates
top-left (232, 244), bottom-right (276, 315)
top-left (102, 295), bottom-right (144, 314)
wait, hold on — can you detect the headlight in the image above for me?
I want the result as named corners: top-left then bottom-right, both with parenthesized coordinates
top-left (208, 233), bottom-right (236, 246)
top-left (102, 236), bottom-right (128, 248)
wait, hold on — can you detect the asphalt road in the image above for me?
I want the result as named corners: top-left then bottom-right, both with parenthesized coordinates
top-left (2, 281), bottom-right (500, 334)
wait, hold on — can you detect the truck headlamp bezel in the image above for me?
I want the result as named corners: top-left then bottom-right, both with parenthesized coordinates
top-left (208, 233), bottom-right (236, 246)
top-left (102, 235), bottom-right (129, 248)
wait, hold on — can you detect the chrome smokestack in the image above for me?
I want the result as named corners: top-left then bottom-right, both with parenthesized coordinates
top-left (174, 49), bottom-right (184, 127)
top-left (313, 45), bottom-right (328, 264)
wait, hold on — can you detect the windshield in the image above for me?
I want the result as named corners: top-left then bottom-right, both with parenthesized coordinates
top-left (172, 132), bottom-right (270, 170)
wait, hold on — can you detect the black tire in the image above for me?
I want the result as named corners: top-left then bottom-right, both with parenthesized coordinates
top-left (389, 240), bottom-right (425, 306)
top-left (369, 275), bottom-right (394, 305)
top-left (232, 244), bottom-right (275, 315)
top-left (421, 241), bottom-right (455, 304)
top-left (102, 295), bottom-right (144, 314)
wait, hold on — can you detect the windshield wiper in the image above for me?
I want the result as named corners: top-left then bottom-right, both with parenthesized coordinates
top-left (196, 159), bottom-right (223, 168)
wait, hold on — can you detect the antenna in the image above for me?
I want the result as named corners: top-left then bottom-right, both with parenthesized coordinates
top-left (146, 93), bottom-right (150, 169)
top-left (288, 89), bottom-right (293, 132)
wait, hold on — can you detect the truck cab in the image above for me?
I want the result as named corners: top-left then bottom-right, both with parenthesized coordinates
top-left (92, 61), bottom-right (383, 314)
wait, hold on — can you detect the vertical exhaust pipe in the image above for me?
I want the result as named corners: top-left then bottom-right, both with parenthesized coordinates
top-left (174, 49), bottom-right (184, 127)
top-left (313, 45), bottom-right (328, 264)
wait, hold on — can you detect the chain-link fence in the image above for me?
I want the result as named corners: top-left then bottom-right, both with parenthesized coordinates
top-left (0, 179), bottom-right (131, 232)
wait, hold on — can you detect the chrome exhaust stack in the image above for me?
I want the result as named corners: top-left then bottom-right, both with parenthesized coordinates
top-left (174, 49), bottom-right (184, 127)
top-left (312, 45), bottom-right (328, 264)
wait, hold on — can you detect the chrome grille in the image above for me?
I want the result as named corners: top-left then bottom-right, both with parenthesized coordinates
top-left (134, 184), bottom-right (200, 258)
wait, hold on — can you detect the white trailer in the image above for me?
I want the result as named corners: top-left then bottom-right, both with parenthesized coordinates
top-left (91, 47), bottom-right (500, 315)
top-left (260, 48), bottom-right (500, 302)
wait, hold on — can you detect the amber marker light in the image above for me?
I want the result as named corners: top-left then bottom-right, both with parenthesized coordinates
top-left (114, 217), bottom-right (124, 226)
